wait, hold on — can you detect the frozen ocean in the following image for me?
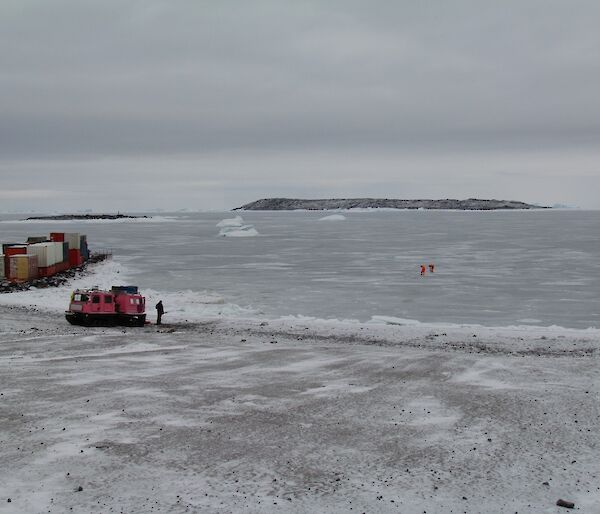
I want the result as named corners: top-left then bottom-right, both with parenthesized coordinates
top-left (1, 209), bottom-right (599, 330)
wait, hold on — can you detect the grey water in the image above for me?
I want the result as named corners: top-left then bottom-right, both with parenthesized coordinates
top-left (2, 210), bottom-right (599, 329)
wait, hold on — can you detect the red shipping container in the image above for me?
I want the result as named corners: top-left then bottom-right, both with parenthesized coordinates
top-left (4, 246), bottom-right (27, 278)
top-left (50, 232), bottom-right (65, 242)
top-left (5, 246), bottom-right (27, 256)
top-left (55, 261), bottom-right (69, 273)
top-left (68, 248), bottom-right (82, 267)
top-left (38, 265), bottom-right (57, 278)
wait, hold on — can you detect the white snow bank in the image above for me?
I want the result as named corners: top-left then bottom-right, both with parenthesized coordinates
top-left (0, 260), bottom-right (128, 312)
top-left (0, 259), bottom-right (257, 322)
top-left (368, 314), bottom-right (600, 334)
top-left (319, 214), bottom-right (346, 221)
top-left (143, 288), bottom-right (257, 321)
top-left (216, 215), bottom-right (259, 237)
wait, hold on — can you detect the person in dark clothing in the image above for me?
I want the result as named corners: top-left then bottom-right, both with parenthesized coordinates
top-left (155, 300), bottom-right (164, 325)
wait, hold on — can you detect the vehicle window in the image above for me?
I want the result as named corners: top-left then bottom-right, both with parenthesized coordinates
top-left (92, 296), bottom-right (100, 304)
top-left (104, 296), bottom-right (113, 303)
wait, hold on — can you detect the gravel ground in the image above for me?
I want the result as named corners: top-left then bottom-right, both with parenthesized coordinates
top-left (0, 306), bottom-right (598, 513)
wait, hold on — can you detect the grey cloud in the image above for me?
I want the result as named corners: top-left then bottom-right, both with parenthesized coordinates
top-left (1, 0), bottom-right (599, 209)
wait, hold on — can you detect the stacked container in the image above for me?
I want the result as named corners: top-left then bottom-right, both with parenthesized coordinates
top-left (65, 233), bottom-right (80, 250)
top-left (27, 242), bottom-right (64, 277)
top-left (64, 233), bottom-right (83, 266)
top-left (9, 255), bottom-right (38, 281)
top-left (3, 245), bottom-right (27, 280)
top-left (55, 241), bottom-right (70, 272)
top-left (80, 235), bottom-right (89, 261)
top-left (2, 232), bottom-right (95, 281)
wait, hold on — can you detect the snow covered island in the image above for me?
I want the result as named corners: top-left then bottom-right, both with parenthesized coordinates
top-left (235, 198), bottom-right (548, 211)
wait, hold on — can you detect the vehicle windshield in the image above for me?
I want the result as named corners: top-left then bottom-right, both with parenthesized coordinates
top-left (73, 294), bottom-right (89, 302)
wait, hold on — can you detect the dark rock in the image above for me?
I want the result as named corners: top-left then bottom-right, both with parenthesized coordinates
top-left (24, 214), bottom-right (147, 221)
top-left (556, 499), bottom-right (575, 509)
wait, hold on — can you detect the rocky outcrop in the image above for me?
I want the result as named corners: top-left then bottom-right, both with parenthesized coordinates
top-left (235, 198), bottom-right (547, 211)
top-left (24, 214), bottom-right (148, 221)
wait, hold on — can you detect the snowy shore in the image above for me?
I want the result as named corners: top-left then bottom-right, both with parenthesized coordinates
top-left (0, 303), bottom-right (598, 513)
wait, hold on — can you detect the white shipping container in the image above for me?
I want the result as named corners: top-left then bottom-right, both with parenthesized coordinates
top-left (65, 233), bottom-right (80, 250)
top-left (27, 242), bottom-right (64, 267)
top-left (27, 243), bottom-right (52, 267)
top-left (0, 254), bottom-right (4, 279)
top-left (50, 242), bottom-right (63, 264)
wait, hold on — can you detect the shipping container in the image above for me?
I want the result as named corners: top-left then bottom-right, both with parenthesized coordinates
top-left (4, 245), bottom-right (27, 256)
top-left (50, 232), bottom-right (65, 242)
top-left (55, 260), bottom-right (69, 273)
top-left (2, 243), bottom-right (24, 253)
top-left (9, 255), bottom-right (38, 281)
top-left (27, 236), bottom-right (48, 244)
top-left (111, 286), bottom-right (139, 294)
top-left (27, 242), bottom-right (63, 267)
top-left (80, 235), bottom-right (89, 260)
top-left (4, 246), bottom-right (27, 276)
top-left (27, 243), bottom-right (53, 267)
top-left (51, 242), bottom-right (63, 265)
top-left (68, 248), bottom-right (82, 267)
top-left (65, 233), bottom-right (80, 250)
top-left (38, 265), bottom-right (57, 278)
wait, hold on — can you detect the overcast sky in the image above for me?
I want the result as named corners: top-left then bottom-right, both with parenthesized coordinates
top-left (1, 0), bottom-right (599, 211)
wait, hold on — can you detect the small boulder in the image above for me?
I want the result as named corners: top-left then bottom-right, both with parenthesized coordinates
top-left (556, 499), bottom-right (575, 509)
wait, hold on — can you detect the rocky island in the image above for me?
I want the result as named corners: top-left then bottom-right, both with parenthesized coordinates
top-left (24, 213), bottom-right (148, 221)
top-left (235, 198), bottom-right (547, 211)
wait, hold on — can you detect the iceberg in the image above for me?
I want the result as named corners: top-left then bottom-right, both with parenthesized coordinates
top-left (216, 216), bottom-right (259, 237)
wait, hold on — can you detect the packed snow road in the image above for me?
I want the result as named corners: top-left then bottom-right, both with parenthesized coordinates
top-left (0, 306), bottom-right (598, 513)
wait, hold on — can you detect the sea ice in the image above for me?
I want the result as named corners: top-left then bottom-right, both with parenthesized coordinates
top-left (319, 214), bottom-right (346, 221)
top-left (219, 226), bottom-right (260, 237)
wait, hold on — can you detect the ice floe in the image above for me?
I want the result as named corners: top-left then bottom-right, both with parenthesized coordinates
top-left (216, 215), bottom-right (259, 237)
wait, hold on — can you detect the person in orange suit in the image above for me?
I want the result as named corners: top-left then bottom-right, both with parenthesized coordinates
top-left (420, 265), bottom-right (426, 276)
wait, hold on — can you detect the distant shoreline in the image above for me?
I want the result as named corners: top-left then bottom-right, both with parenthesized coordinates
top-left (24, 214), bottom-right (149, 221)
top-left (235, 198), bottom-right (549, 211)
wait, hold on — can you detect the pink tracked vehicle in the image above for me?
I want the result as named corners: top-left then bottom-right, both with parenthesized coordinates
top-left (65, 286), bottom-right (146, 326)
